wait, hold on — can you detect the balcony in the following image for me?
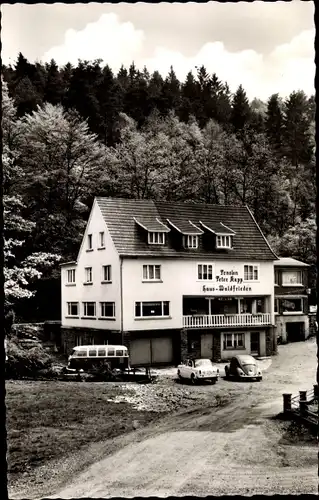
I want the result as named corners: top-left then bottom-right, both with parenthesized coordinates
top-left (183, 313), bottom-right (272, 329)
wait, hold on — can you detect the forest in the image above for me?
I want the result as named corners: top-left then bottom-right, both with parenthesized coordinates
top-left (2, 53), bottom-right (316, 325)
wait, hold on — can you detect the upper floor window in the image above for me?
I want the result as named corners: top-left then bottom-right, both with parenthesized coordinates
top-left (100, 302), bottom-right (115, 318)
top-left (83, 302), bottom-right (96, 317)
top-left (102, 265), bottom-right (112, 282)
top-left (135, 301), bottom-right (170, 318)
top-left (244, 264), bottom-right (259, 281)
top-left (87, 234), bottom-right (93, 250)
top-left (67, 269), bottom-right (76, 284)
top-left (198, 263), bottom-right (213, 280)
top-left (282, 270), bottom-right (302, 286)
top-left (148, 232), bottom-right (165, 245)
top-left (281, 298), bottom-right (303, 313)
top-left (274, 270), bottom-right (279, 285)
top-left (183, 235), bottom-right (198, 249)
top-left (216, 235), bottom-right (232, 249)
top-left (99, 231), bottom-right (105, 248)
top-left (143, 264), bottom-right (161, 281)
top-left (85, 267), bottom-right (93, 283)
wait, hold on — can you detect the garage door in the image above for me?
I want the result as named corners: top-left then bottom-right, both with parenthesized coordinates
top-left (129, 337), bottom-right (173, 366)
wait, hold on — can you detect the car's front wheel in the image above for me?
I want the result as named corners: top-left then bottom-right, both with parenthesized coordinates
top-left (190, 373), bottom-right (196, 385)
top-left (177, 370), bottom-right (182, 381)
top-left (210, 379), bottom-right (217, 385)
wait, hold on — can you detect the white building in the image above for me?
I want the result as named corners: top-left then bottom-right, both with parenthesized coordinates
top-left (61, 197), bottom-right (278, 365)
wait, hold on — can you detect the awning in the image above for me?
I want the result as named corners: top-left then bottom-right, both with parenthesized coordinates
top-left (199, 221), bottom-right (236, 235)
top-left (133, 216), bottom-right (170, 232)
top-left (166, 219), bottom-right (204, 235)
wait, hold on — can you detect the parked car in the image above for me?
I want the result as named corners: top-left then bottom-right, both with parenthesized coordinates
top-left (224, 354), bottom-right (262, 381)
top-left (177, 358), bottom-right (219, 384)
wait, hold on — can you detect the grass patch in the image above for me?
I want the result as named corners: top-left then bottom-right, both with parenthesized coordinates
top-left (6, 380), bottom-right (162, 478)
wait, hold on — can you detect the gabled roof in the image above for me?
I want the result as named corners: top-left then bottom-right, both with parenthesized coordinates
top-left (96, 197), bottom-right (277, 260)
top-left (274, 257), bottom-right (309, 267)
top-left (166, 219), bottom-right (204, 235)
top-left (134, 216), bottom-right (170, 232)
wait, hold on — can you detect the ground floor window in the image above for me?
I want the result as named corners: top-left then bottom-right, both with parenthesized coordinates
top-left (135, 301), bottom-right (170, 317)
top-left (223, 332), bottom-right (245, 350)
top-left (82, 302), bottom-right (96, 317)
top-left (100, 302), bottom-right (115, 318)
top-left (67, 302), bottom-right (79, 316)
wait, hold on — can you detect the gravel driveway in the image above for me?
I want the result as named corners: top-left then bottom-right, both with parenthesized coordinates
top-left (47, 338), bottom-right (317, 497)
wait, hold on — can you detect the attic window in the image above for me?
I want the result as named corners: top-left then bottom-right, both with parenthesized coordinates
top-left (216, 235), bottom-right (232, 249)
top-left (148, 232), bottom-right (165, 245)
top-left (183, 235), bottom-right (198, 249)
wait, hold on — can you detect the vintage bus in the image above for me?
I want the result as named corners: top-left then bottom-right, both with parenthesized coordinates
top-left (67, 345), bottom-right (129, 371)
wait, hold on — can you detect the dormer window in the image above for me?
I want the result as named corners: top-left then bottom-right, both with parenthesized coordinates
top-left (216, 235), bottom-right (232, 249)
top-left (183, 235), bottom-right (198, 249)
top-left (148, 232), bottom-right (165, 245)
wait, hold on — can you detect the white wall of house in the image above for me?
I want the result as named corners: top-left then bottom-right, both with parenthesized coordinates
top-left (122, 258), bottom-right (275, 331)
top-left (61, 200), bottom-right (121, 330)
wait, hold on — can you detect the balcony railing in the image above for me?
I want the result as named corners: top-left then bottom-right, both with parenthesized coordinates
top-left (183, 313), bottom-right (272, 329)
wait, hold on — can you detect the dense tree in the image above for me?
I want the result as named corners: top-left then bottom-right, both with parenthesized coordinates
top-left (231, 84), bottom-right (251, 133)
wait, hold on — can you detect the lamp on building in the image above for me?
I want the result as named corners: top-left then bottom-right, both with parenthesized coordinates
top-left (306, 288), bottom-right (311, 295)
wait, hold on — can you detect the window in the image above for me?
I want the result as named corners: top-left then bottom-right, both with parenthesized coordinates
top-left (198, 264), bottom-right (213, 280)
top-left (143, 264), bottom-right (161, 281)
top-left (148, 232), bottom-right (165, 245)
top-left (88, 349), bottom-right (97, 357)
top-left (282, 271), bottom-right (302, 286)
top-left (98, 348), bottom-right (106, 357)
top-left (274, 270), bottom-right (279, 285)
top-left (85, 267), bottom-right (92, 283)
top-left (244, 265), bottom-right (259, 281)
top-left (67, 302), bottom-right (79, 317)
top-left (223, 333), bottom-right (245, 350)
top-left (216, 235), bottom-right (232, 249)
top-left (108, 348), bottom-right (115, 356)
top-left (83, 302), bottom-right (96, 317)
top-left (274, 299), bottom-right (279, 313)
top-left (100, 302), bottom-right (115, 318)
top-left (281, 298), bottom-right (303, 313)
top-left (99, 231), bottom-right (105, 248)
top-left (87, 234), bottom-right (93, 249)
top-left (75, 335), bottom-right (82, 346)
top-left (183, 235), bottom-right (198, 249)
top-left (67, 269), bottom-right (76, 284)
top-left (102, 265), bottom-right (112, 282)
top-left (135, 301), bottom-right (170, 318)
top-left (116, 349), bottom-right (124, 356)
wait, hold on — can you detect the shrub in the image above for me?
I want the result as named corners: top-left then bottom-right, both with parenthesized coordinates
top-left (5, 336), bottom-right (53, 379)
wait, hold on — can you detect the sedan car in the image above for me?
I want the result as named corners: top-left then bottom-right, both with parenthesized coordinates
top-left (224, 354), bottom-right (262, 381)
top-left (177, 358), bottom-right (219, 384)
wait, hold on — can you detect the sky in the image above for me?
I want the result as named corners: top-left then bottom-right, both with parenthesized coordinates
top-left (1, 1), bottom-right (315, 101)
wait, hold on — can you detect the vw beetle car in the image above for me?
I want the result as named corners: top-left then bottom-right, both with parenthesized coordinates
top-left (224, 354), bottom-right (262, 381)
top-left (177, 358), bottom-right (219, 384)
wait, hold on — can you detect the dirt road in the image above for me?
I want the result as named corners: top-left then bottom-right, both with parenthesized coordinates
top-left (49, 339), bottom-right (318, 497)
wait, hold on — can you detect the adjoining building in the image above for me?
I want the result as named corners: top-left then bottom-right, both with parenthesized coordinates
top-left (274, 257), bottom-right (311, 343)
top-left (60, 197), bottom-right (278, 365)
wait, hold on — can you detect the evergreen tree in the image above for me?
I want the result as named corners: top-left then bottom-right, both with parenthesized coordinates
top-left (179, 71), bottom-right (198, 122)
top-left (231, 84), bottom-right (251, 133)
top-left (265, 94), bottom-right (284, 154)
top-left (44, 59), bottom-right (65, 105)
top-left (14, 76), bottom-right (42, 116)
top-left (161, 66), bottom-right (181, 114)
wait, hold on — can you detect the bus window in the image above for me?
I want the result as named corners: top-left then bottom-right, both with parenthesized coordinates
top-left (108, 349), bottom-right (115, 356)
top-left (98, 349), bottom-right (106, 357)
top-left (88, 349), bottom-right (97, 357)
top-left (116, 350), bottom-right (124, 356)
top-left (76, 350), bottom-right (87, 357)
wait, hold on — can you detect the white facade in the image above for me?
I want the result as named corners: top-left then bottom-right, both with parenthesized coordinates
top-left (61, 199), bottom-right (121, 330)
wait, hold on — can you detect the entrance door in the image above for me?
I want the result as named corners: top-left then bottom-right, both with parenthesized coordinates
top-left (250, 332), bottom-right (260, 356)
top-left (201, 333), bottom-right (213, 358)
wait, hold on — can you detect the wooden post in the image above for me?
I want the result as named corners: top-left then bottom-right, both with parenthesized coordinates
top-left (283, 393), bottom-right (292, 413)
top-left (299, 390), bottom-right (307, 415)
top-left (313, 384), bottom-right (319, 399)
